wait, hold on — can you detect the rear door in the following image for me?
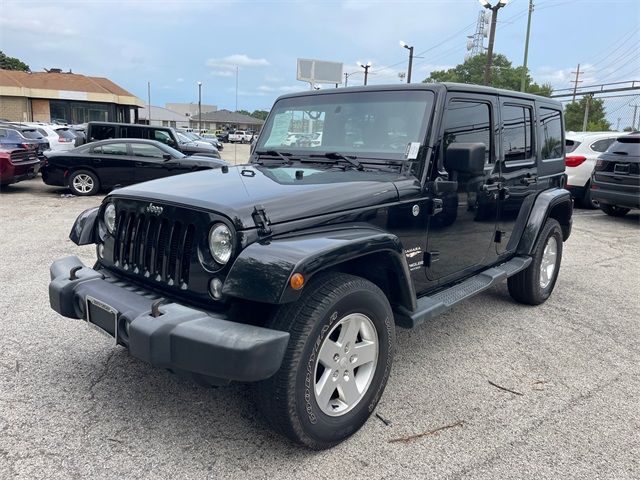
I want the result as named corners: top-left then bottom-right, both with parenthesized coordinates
top-left (90, 142), bottom-right (133, 187)
top-left (496, 99), bottom-right (539, 254)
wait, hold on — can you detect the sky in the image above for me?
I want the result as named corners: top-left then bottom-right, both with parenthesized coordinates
top-left (1, 0), bottom-right (639, 113)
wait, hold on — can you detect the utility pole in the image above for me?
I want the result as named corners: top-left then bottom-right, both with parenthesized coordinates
top-left (400, 41), bottom-right (414, 83)
top-left (344, 72), bottom-right (349, 87)
top-left (581, 95), bottom-right (590, 131)
top-left (197, 81), bottom-right (202, 133)
top-left (147, 81), bottom-right (151, 125)
top-left (520, 0), bottom-right (534, 92)
top-left (632, 104), bottom-right (638, 131)
top-left (358, 62), bottom-right (372, 86)
top-left (480, 1), bottom-right (508, 86)
top-left (570, 64), bottom-right (583, 103)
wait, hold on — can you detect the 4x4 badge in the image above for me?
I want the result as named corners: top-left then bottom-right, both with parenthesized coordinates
top-left (145, 203), bottom-right (163, 215)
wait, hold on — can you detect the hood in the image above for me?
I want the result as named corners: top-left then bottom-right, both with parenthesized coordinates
top-left (110, 164), bottom-right (401, 230)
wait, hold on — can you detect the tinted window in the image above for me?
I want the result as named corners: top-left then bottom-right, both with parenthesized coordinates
top-left (90, 124), bottom-right (117, 141)
top-left (502, 105), bottom-right (533, 161)
top-left (0, 129), bottom-right (7, 138)
top-left (131, 143), bottom-right (165, 158)
top-left (444, 100), bottom-right (492, 163)
top-left (608, 136), bottom-right (640, 157)
top-left (36, 128), bottom-right (48, 136)
top-left (152, 129), bottom-right (172, 144)
top-left (22, 130), bottom-right (44, 139)
top-left (540, 108), bottom-right (563, 159)
top-left (56, 129), bottom-right (76, 140)
top-left (121, 126), bottom-right (146, 139)
top-left (590, 138), bottom-right (616, 153)
top-left (565, 139), bottom-right (581, 153)
top-left (96, 143), bottom-right (128, 155)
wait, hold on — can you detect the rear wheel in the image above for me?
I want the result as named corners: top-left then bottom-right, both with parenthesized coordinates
top-left (254, 273), bottom-right (395, 449)
top-left (600, 204), bottom-right (630, 217)
top-left (508, 218), bottom-right (563, 305)
top-left (68, 170), bottom-right (99, 196)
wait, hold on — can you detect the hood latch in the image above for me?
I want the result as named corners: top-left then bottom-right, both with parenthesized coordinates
top-left (252, 204), bottom-right (272, 236)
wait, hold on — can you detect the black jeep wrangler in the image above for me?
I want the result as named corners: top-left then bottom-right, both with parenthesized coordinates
top-left (49, 84), bottom-right (572, 449)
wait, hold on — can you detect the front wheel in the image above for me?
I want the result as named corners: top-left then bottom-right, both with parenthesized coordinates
top-left (508, 218), bottom-right (563, 305)
top-left (600, 204), bottom-right (630, 217)
top-left (254, 273), bottom-right (395, 449)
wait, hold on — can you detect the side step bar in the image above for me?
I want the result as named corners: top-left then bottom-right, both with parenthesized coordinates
top-left (395, 256), bottom-right (532, 328)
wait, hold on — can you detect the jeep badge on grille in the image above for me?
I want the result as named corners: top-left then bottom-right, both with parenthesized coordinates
top-left (145, 203), bottom-right (163, 215)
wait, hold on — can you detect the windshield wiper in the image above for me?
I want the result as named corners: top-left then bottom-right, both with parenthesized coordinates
top-left (310, 152), bottom-right (363, 170)
top-left (254, 150), bottom-right (297, 165)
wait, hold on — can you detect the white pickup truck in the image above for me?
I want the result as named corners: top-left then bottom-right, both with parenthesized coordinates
top-left (228, 130), bottom-right (254, 143)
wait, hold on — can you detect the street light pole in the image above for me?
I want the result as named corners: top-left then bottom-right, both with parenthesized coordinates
top-left (197, 81), bottom-right (202, 133)
top-left (479, 0), bottom-right (508, 86)
top-left (400, 41), bottom-right (414, 83)
top-left (357, 62), bottom-right (372, 85)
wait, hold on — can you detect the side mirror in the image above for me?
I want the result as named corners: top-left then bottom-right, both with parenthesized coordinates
top-left (162, 153), bottom-right (172, 161)
top-left (444, 143), bottom-right (486, 176)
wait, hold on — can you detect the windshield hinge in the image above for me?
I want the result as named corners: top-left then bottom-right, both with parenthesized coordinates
top-left (252, 204), bottom-right (272, 235)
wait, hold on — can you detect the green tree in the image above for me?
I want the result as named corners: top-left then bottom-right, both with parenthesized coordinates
top-left (250, 109), bottom-right (269, 120)
top-left (423, 53), bottom-right (552, 96)
top-left (235, 109), bottom-right (251, 116)
top-left (0, 51), bottom-right (30, 71)
top-left (564, 95), bottom-right (611, 131)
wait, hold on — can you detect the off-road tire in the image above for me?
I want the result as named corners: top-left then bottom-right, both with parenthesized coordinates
top-left (254, 272), bottom-right (395, 449)
top-left (600, 204), bottom-right (630, 217)
top-left (68, 170), bottom-right (100, 196)
top-left (508, 218), bottom-right (563, 305)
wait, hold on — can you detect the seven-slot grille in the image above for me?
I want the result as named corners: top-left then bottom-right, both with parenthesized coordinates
top-left (10, 150), bottom-right (36, 163)
top-left (113, 209), bottom-right (196, 288)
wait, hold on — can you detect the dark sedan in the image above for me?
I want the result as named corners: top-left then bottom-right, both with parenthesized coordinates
top-left (41, 139), bottom-right (228, 196)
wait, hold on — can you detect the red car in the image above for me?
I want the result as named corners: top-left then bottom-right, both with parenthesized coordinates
top-left (0, 149), bottom-right (40, 186)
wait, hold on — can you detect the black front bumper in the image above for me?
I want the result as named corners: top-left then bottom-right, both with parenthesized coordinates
top-left (49, 256), bottom-right (289, 384)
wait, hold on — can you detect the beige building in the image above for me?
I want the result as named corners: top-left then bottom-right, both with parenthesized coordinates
top-left (0, 68), bottom-right (144, 124)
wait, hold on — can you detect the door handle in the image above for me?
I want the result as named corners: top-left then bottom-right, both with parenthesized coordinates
top-left (93, 158), bottom-right (101, 164)
top-left (482, 183), bottom-right (501, 193)
top-left (135, 162), bottom-right (143, 167)
top-left (521, 175), bottom-right (537, 185)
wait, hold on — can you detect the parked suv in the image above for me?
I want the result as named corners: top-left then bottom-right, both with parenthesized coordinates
top-left (86, 122), bottom-right (220, 159)
top-left (590, 132), bottom-right (639, 216)
top-left (0, 125), bottom-right (49, 160)
top-left (565, 131), bottom-right (620, 208)
top-left (48, 84), bottom-right (572, 449)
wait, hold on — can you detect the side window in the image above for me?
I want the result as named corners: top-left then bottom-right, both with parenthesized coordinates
top-left (540, 107), bottom-right (563, 159)
top-left (0, 129), bottom-right (7, 138)
top-left (100, 143), bottom-right (128, 155)
top-left (443, 100), bottom-right (492, 164)
top-left (90, 125), bottom-right (116, 141)
top-left (131, 144), bottom-right (164, 158)
top-left (590, 138), bottom-right (615, 153)
top-left (152, 130), bottom-right (171, 144)
top-left (502, 104), bottom-right (533, 161)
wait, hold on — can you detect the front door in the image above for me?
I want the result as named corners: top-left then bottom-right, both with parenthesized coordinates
top-left (131, 143), bottom-right (189, 183)
top-left (425, 95), bottom-right (499, 283)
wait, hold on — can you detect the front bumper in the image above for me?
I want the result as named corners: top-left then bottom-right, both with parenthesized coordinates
top-left (49, 256), bottom-right (289, 384)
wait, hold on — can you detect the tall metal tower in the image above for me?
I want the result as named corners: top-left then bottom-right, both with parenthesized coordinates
top-left (465, 10), bottom-right (490, 60)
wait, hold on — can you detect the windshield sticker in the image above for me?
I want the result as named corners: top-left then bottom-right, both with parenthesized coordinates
top-left (405, 142), bottom-right (421, 160)
top-left (264, 113), bottom-right (291, 147)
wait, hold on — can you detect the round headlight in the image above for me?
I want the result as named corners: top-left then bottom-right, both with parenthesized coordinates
top-left (208, 223), bottom-right (233, 265)
top-left (104, 203), bottom-right (116, 234)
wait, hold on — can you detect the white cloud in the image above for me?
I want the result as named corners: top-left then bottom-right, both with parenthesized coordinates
top-left (259, 85), bottom-right (276, 92)
top-left (0, 17), bottom-right (76, 36)
top-left (176, 77), bottom-right (184, 83)
top-left (210, 70), bottom-right (235, 77)
top-left (206, 54), bottom-right (270, 70)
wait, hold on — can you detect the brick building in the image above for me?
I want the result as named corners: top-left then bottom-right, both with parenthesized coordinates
top-left (0, 69), bottom-right (144, 124)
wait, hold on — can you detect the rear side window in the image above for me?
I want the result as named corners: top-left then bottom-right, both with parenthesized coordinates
top-left (539, 108), bottom-right (563, 159)
top-left (590, 138), bottom-right (616, 153)
top-left (37, 128), bottom-right (48, 136)
top-left (90, 124), bottom-right (117, 141)
top-left (95, 143), bottom-right (128, 155)
top-left (121, 126), bottom-right (146, 139)
top-left (502, 104), bottom-right (534, 161)
top-left (22, 130), bottom-right (43, 139)
top-left (443, 100), bottom-right (492, 163)
top-left (565, 139), bottom-right (581, 153)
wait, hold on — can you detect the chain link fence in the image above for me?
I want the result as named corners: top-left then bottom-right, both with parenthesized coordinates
top-left (559, 92), bottom-right (640, 133)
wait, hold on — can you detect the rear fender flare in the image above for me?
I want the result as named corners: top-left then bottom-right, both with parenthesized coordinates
top-left (517, 188), bottom-right (573, 255)
top-left (222, 227), bottom-right (416, 310)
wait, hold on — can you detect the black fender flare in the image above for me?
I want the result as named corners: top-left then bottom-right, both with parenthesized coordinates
top-left (69, 206), bottom-right (100, 246)
top-left (517, 188), bottom-right (573, 255)
top-left (222, 227), bottom-right (417, 310)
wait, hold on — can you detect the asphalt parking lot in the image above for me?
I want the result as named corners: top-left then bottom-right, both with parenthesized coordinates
top-left (1, 157), bottom-right (639, 478)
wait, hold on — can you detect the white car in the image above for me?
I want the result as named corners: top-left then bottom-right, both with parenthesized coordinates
top-left (565, 131), bottom-right (621, 208)
top-left (26, 123), bottom-right (76, 152)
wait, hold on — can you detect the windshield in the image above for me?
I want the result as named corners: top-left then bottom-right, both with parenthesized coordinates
top-left (181, 131), bottom-right (199, 141)
top-left (257, 89), bottom-right (434, 160)
top-left (176, 132), bottom-right (192, 143)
